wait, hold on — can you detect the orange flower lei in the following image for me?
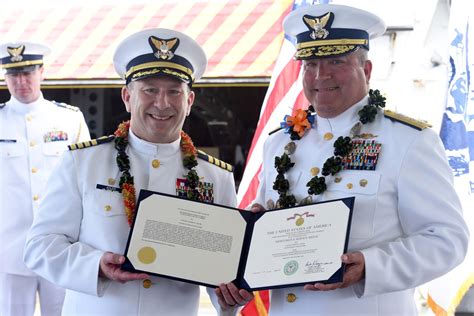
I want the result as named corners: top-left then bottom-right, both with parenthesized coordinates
top-left (114, 121), bottom-right (200, 226)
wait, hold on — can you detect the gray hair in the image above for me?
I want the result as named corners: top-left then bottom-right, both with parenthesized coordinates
top-left (356, 48), bottom-right (369, 66)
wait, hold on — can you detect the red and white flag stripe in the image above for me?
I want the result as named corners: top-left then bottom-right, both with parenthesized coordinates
top-left (237, 40), bottom-right (309, 208)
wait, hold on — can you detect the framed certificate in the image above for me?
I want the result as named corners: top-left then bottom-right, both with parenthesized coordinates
top-left (122, 190), bottom-right (354, 291)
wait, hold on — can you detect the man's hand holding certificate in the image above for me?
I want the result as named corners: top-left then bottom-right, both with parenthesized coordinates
top-left (122, 190), bottom-right (354, 291)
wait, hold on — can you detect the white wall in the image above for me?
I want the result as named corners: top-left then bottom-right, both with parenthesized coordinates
top-left (335, 0), bottom-right (449, 132)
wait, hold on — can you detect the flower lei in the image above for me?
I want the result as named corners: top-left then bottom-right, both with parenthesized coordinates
top-left (280, 107), bottom-right (316, 140)
top-left (114, 121), bottom-right (200, 226)
top-left (273, 89), bottom-right (386, 209)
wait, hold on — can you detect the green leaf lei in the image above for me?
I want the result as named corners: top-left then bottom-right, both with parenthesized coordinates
top-left (273, 89), bottom-right (386, 209)
top-left (114, 121), bottom-right (202, 226)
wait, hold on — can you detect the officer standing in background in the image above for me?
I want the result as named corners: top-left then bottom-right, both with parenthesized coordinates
top-left (251, 4), bottom-right (469, 315)
top-left (0, 41), bottom-right (90, 316)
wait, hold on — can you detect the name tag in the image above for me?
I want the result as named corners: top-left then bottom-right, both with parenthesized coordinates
top-left (96, 184), bottom-right (122, 193)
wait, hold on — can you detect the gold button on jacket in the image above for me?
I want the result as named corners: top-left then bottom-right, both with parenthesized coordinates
top-left (151, 159), bottom-right (160, 168)
top-left (286, 293), bottom-right (297, 303)
top-left (142, 279), bottom-right (152, 289)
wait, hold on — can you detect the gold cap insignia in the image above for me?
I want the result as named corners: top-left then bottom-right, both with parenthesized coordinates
top-left (149, 36), bottom-right (179, 61)
top-left (7, 45), bottom-right (25, 62)
top-left (303, 12), bottom-right (333, 40)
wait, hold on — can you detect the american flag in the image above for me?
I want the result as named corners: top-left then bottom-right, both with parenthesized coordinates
top-left (238, 1), bottom-right (329, 315)
top-left (425, 0), bottom-right (474, 314)
top-left (237, 0), bottom-right (325, 210)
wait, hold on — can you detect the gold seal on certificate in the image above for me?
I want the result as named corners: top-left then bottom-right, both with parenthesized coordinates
top-left (137, 247), bottom-right (156, 264)
top-left (122, 190), bottom-right (354, 290)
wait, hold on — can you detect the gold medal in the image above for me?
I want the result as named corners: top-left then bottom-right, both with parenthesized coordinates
top-left (299, 196), bottom-right (313, 205)
top-left (266, 199), bottom-right (275, 210)
top-left (296, 217), bottom-right (304, 226)
top-left (323, 132), bottom-right (333, 140)
top-left (284, 141), bottom-right (296, 155)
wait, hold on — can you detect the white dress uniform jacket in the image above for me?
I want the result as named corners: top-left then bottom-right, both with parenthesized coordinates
top-left (0, 95), bottom-right (89, 276)
top-left (24, 131), bottom-right (238, 316)
top-left (254, 96), bottom-right (469, 316)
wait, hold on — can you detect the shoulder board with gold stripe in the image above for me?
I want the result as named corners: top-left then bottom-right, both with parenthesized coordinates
top-left (68, 135), bottom-right (115, 151)
top-left (197, 150), bottom-right (234, 172)
top-left (384, 109), bottom-right (432, 130)
top-left (0, 103), bottom-right (5, 109)
top-left (52, 101), bottom-right (80, 112)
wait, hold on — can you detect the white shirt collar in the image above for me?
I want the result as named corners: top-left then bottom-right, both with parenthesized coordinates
top-left (9, 93), bottom-right (51, 114)
top-left (315, 95), bottom-right (369, 133)
top-left (128, 129), bottom-right (181, 157)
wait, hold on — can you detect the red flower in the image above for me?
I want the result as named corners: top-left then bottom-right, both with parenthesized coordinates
top-left (114, 121), bottom-right (131, 138)
top-left (180, 131), bottom-right (197, 157)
